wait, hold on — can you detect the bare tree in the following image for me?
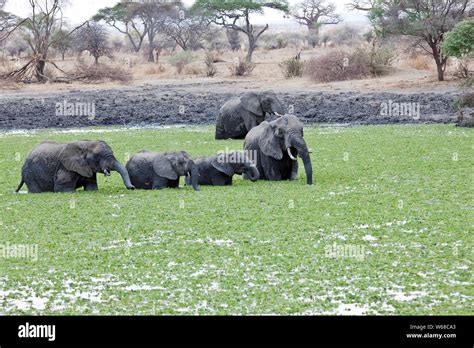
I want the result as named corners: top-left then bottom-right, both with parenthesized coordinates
top-left (76, 22), bottom-right (111, 64)
top-left (3, 0), bottom-right (86, 82)
top-left (291, 0), bottom-right (341, 36)
top-left (162, 9), bottom-right (209, 51)
top-left (348, 0), bottom-right (472, 81)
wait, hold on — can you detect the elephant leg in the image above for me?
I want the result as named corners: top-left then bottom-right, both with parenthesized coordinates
top-left (168, 178), bottom-right (180, 188)
top-left (84, 174), bottom-right (98, 191)
top-left (290, 161), bottom-right (298, 181)
top-left (54, 168), bottom-right (79, 193)
top-left (212, 174), bottom-right (231, 186)
top-left (152, 176), bottom-right (169, 190)
top-left (26, 180), bottom-right (43, 193)
top-left (260, 156), bottom-right (281, 181)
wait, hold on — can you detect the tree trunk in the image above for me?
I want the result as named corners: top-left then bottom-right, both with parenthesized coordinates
top-left (246, 35), bottom-right (256, 64)
top-left (431, 43), bottom-right (447, 82)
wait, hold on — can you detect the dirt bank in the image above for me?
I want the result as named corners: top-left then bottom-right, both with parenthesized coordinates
top-left (0, 81), bottom-right (459, 130)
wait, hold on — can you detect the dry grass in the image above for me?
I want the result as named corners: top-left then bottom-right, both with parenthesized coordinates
top-left (408, 55), bottom-right (431, 70)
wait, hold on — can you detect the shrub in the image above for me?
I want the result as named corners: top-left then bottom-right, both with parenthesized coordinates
top-left (72, 60), bottom-right (132, 83)
top-left (409, 54), bottom-right (431, 70)
top-left (279, 58), bottom-right (305, 78)
top-left (229, 57), bottom-right (255, 76)
top-left (168, 51), bottom-right (195, 74)
top-left (204, 51), bottom-right (218, 77)
top-left (443, 19), bottom-right (474, 58)
top-left (145, 64), bottom-right (166, 75)
top-left (306, 49), bottom-right (371, 82)
top-left (276, 35), bottom-right (288, 49)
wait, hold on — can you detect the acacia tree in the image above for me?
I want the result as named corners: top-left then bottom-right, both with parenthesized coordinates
top-left (51, 28), bottom-right (72, 60)
top-left (349, 0), bottom-right (472, 81)
top-left (141, 3), bottom-right (179, 62)
top-left (93, 2), bottom-right (148, 53)
top-left (291, 0), bottom-right (341, 36)
top-left (192, 0), bottom-right (289, 63)
top-left (0, 9), bottom-right (23, 43)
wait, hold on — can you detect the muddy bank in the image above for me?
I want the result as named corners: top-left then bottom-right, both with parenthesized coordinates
top-left (0, 83), bottom-right (459, 130)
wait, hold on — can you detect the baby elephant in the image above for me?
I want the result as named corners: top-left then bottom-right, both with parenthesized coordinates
top-left (16, 140), bottom-right (135, 193)
top-left (186, 151), bottom-right (260, 186)
top-left (126, 151), bottom-right (200, 191)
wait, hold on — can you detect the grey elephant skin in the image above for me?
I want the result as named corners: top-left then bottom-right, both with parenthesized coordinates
top-left (185, 151), bottom-right (259, 186)
top-left (244, 115), bottom-right (313, 185)
top-left (126, 151), bottom-right (200, 191)
top-left (215, 91), bottom-right (285, 140)
top-left (16, 140), bottom-right (135, 193)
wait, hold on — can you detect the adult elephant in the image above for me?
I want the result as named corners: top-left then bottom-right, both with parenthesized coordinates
top-left (215, 91), bottom-right (285, 140)
top-left (16, 140), bottom-right (135, 193)
top-left (185, 151), bottom-right (259, 186)
top-left (244, 115), bottom-right (313, 185)
top-left (126, 151), bottom-right (200, 191)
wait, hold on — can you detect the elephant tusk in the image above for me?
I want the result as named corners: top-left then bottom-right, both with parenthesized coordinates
top-left (287, 148), bottom-right (297, 161)
top-left (103, 169), bottom-right (111, 176)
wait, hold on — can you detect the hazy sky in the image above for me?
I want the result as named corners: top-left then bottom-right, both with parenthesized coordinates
top-left (4, 0), bottom-right (367, 27)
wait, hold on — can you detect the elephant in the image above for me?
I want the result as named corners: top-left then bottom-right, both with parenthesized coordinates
top-left (244, 115), bottom-right (313, 185)
top-left (215, 91), bottom-right (285, 140)
top-left (15, 140), bottom-right (135, 193)
top-left (126, 151), bottom-right (200, 191)
top-left (185, 151), bottom-right (260, 186)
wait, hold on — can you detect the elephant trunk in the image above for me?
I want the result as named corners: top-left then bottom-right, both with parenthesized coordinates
top-left (189, 163), bottom-right (200, 191)
top-left (245, 164), bottom-right (260, 181)
top-left (290, 136), bottom-right (313, 185)
top-left (113, 161), bottom-right (135, 190)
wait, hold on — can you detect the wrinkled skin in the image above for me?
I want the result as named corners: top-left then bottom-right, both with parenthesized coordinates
top-left (216, 91), bottom-right (285, 140)
top-left (244, 115), bottom-right (313, 185)
top-left (185, 151), bottom-right (260, 186)
top-left (126, 151), bottom-right (200, 191)
top-left (16, 140), bottom-right (135, 193)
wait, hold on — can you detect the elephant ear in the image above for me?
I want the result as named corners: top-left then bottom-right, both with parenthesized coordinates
top-left (258, 122), bottom-right (283, 160)
top-left (240, 92), bottom-right (263, 115)
top-left (212, 154), bottom-right (234, 177)
top-left (152, 155), bottom-right (178, 180)
top-left (58, 143), bottom-right (94, 178)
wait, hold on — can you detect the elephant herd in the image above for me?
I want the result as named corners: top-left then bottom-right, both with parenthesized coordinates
top-left (15, 91), bottom-right (313, 194)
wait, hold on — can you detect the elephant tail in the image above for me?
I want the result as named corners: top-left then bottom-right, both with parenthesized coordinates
top-left (15, 180), bottom-right (25, 193)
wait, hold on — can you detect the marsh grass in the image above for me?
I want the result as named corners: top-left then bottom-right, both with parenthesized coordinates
top-left (0, 125), bottom-right (472, 315)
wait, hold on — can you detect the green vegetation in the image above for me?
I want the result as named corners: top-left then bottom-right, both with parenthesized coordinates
top-left (0, 125), bottom-right (472, 315)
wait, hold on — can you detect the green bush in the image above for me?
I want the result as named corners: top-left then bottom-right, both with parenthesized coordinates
top-left (443, 19), bottom-right (474, 58)
top-left (279, 58), bottom-right (305, 78)
top-left (168, 51), bottom-right (196, 74)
